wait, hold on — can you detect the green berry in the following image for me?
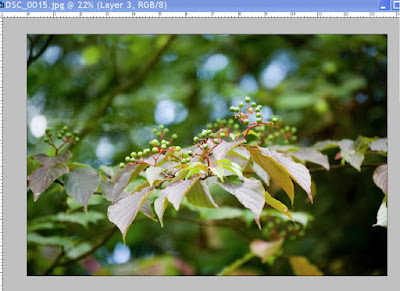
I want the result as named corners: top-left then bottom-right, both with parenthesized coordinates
top-left (44, 137), bottom-right (50, 142)
top-left (256, 113), bottom-right (262, 118)
top-left (245, 96), bottom-right (251, 103)
top-left (193, 137), bottom-right (199, 143)
top-left (207, 129), bottom-right (212, 134)
top-left (151, 139), bottom-right (159, 146)
top-left (130, 157), bottom-right (136, 163)
top-left (66, 132), bottom-right (72, 138)
top-left (255, 107), bottom-right (261, 112)
top-left (274, 132), bottom-right (280, 137)
top-left (268, 134), bottom-right (274, 140)
top-left (200, 132), bottom-right (207, 139)
top-left (183, 152), bottom-right (189, 158)
top-left (207, 123), bottom-right (213, 129)
top-left (63, 126), bottom-right (68, 131)
top-left (291, 136), bottom-right (298, 142)
top-left (202, 144), bottom-right (209, 150)
top-left (221, 119), bottom-right (227, 124)
top-left (251, 102), bottom-right (257, 107)
top-left (45, 129), bottom-right (51, 134)
top-left (234, 107), bottom-right (240, 113)
top-left (166, 141), bottom-right (170, 146)
top-left (57, 134), bottom-right (63, 139)
top-left (271, 117), bottom-right (279, 123)
top-left (152, 128), bottom-right (158, 133)
top-left (220, 133), bottom-right (226, 138)
top-left (161, 144), bottom-right (167, 150)
top-left (152, 147), bottom-right (159, 153)
top-left (291, 127), bottom-right (297, 134)
top-left (243, 119), bottom-right (249, 125)
top-left (125, 156), bottom-right (131, 162)
top-left (187, 150), bottom-right (193, 156)
top-left (257, 105), bottom-right (263, 109)
top-left (74, 137), bottom-right (80, 143)
top-left (144, 148), bottom-right (150, 154)
top-left (138, 151), bottom-right (143, 157)
top-left (213, 122), bottom-right (219, 128)
top-left (73, 130), bottom-right (79, 136)
top-left (156, 132), bottom-right (161, 137)
top-left (233, 124), bottom-right (240, 129)
top-left (214, 139), bottom-right (219, 144)
top-left (208, 133), bottom-right (214, 138)
top-left (238, 102), bottom-right (244, 108)
top-left (256, 118), bottom-right (262, 123)
top-left (130, 152), bottom-right (137, 158)
top-left (175, 146), bottom-right (181, 152)
top-left (186, 158), bottom-right (191, 163)
top-left (164, 128), bottom-right (169, 133)
top-left (161, 139), bottom-right (167, 144)
top-left (228, 119), bottom-right (234, 125)
top-left (285, 125), bottom-right (291, 132)
top-left (230, 106), bottom-right (235, 112)
top-left (171, 133), bottom-right (178, 139)
top-left (119, 163), bottom-right (125, 169)
top-left (158, 124), bottom-right (165, 130)
top-left (283, 139), bottom-right (289, 144)
top-left (181, 158), bottom-right (186, 164)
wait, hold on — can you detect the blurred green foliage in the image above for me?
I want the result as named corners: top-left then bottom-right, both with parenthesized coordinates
top-left (27, 34), bottom-right (387, 275)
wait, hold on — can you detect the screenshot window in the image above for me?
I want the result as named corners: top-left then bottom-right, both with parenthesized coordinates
top-left (0, 0), bottom-right (399, 289)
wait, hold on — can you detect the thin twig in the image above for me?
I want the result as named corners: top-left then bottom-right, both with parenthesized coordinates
top-left (27, 35), bottom-right (54, 67)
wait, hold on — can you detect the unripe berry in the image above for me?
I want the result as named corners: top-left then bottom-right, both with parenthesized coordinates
top-left (291, 127), bottom-right (297, 134)
top-left (158, 124), bottom-right (165, 130)
top-left (130, 157), bottom-right (136, 163)
top-left (202, 144), bottom-right (209, 150)
top-left (161, 139), bottom-right (167, 144)
top-left (125, 156), bottom-right (131, 162)
top-left (152, 128), bottom-right (158, 133)
top-left (268, 134), bottom-right (274, 140)
top-left (73, 130), bottom-right (79, 136)
top-left (208, 133), bottom-right (214, 138)
top-left (271, 117), bottom-right (279, 123)
top-left (57, 133), bottom-right (63, 139)
top-left (186, 158), bottom-right (191, 163)
top-left (130, 152), bottom-right (137, 158)
top-left (66, 132), bottom-right (72, 138)
top-left (284, 139), bottom-right (289, 145)
top-left (256, 118), bottom-right (262, 123)
top-left (161, 144), bottom-right (167, 150)
top-left (245, 96), bottom-right (251, 103)
top-left (257, 105), bottom-right (263, 110)
top-left (119, 163), bottom-right (125, 169)
top-left (233, 124), bottom-right (240, 129)
top-left (181, 158), bottom-right (186, 164)
top-left (138, 151), bottom-right (143, 157)
top-left (171, 133), bottom-right (178, 139)
top-left (251, 102), bottom-right (257, 107)
top-left (45, 129), bottom-right (51, 134)
top-left (156, 132), bottom-right (161, 137)
top-left (164, 128), bottom-right (169, 133)
top-left (207, 123), bottom-right (213, 129)
top-left (214, 138), bottom-right (219, 144)
top-left (221, 119), bottom-right (227, 124)
top-left (166, 141), bottom-right (170, 146)
top-left (220, 133), bottom-right (226, 138)
top-left (144, 148), bottom-right (150, 154)
top-left (213, 122), bottom-right (219, 128)
top-left (151, 139), bottom-right (159, 146)
top-left (274, 132), bottom-right (280, 137)
top-left (75, 137), bottom-right (80, 143)
top-left (255, 107), bottom-right (261, 112)
top-left (183, 152), bottom-right (189, 158)
top-left (200, 132), bottom-right (207, 139)
top-left (63, 126), bottom-right (69, 131)
top-left (187, 150), bottom-right (193, 156)
top-left (44, 137), bottom-right (50, 142)
top-left (238, 102), bottom-right (244, 108)
top-left (175, 146), bottom-right (181, 152)
top-left (234, 107), bottom-right (240, 113)
top-left (280, 129), bottom-right (285, 134)
top-left (243, 119), bottom-right (249, 125)
top-left (152, 147), bottom-right (159, 153)
top-left (228, 119), bottom-right (234, 125)
top-left (193, 137), bottom-right (199, 143)
top-left (285, 125), bottom-right (291, 132)
top-left (291, 136), bottom-right (298, 142)
top-left (256, 113), bottom-right (262, 118)
top-left (230, 106), bottom-right (235, 112)
top-left (207, 129), bottom-right (212, 134)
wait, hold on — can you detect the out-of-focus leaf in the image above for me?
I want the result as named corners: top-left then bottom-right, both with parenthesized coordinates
top-left (112, 164), bottom-right (147, 199)
top-left (250, 238), bottom-right (284, 263)
top-left (64, 167), bottom-right (100, 209)
top-left (145, 166), bottom-right (164, 187)
top-left (217, 176), bottom-right (265, 228)
top-left (34, 151), bottom-right (72, 167)
top-left (339, 139), bottom-right (365, 171)
top-left (247, 146), bottom-right (294, 204)
top-left (369, 138), bottom-right (387, 152)
top-left (28, 163), bottom-right (69, 201)
top-left (312, 140), bottom-right (339, 151)
top-left (265, 191), bottom-right (293, 220)
top-left (275, 93), bottom-right (318, 110)
top-left (263, 210), bottom-right (313, 227)
top-left (289, 256), bottom-right (323, 276)
top-left (373, 196), bottom-right (387, 228)
top-left (373, 164), bottom-right (388, 194)
top-left (99, 165), bottom-right (118, 179)
top-left (31, 212), bottom-right (106, 229)
top-left (289, 149), bottom-right (330, 171)
top-left (197, 206), bottom-right (244, 220)
top-left (107, 186), bottom-right (154, 240)
top-left (186, 179), bottom-right (218, 208)
top-left (27, 233), bottom-right (74, 248)
top-left (66, 195), bottom-right (105, 211)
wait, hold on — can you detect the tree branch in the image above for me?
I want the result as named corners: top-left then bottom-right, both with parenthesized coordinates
top-left (27, 35), bottom-right (54, 68)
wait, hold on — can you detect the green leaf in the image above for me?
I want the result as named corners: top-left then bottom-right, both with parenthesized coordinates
top-left (250, 238), bottom-right (285, 263)
top-left (112, 164), bottom-right (147, 199)
top-left (214, 159), bottom-right (233, 165)
top-left (265, 191), bottom-right (293, 220)
top-left (29, 211), bottom-right (106, 229)
top-left (28, 163), bottom-right (69, 201)
top-left (275, 93), bottom-right (318, 110)
top-left (145, 166), bottom-right (164, 187)
top-left (245, 130), bottom-right (261, 140)
top-left (66, 195), bottom-right (105, 211)
top-left (100, 165), bottom-right (119, 179)
top-left (339, 139), bottom-right (365, 171)
top-left (171, 168), bottom-right (189, 183)
top-left (217, 176), bottom-right (265, 228)
top-left (289, 149), bottom-right (330, 171)
top-left (34, 151), bottom-right (72, 167)
top-left (212, 139), bottom-right (246, 161)
top-left (185, 168), bottom-right (202, 179)
top-left (198, 206), bottom-right (244, 220)
top-left (64, 167), bottom-right (100, 209)
top-left (373, 164), bottom-right (387, 194)
top-left (221, 163), bottom-right (243, 179)
top-left (289, 256), bottom-right (323, 276)
top-left (210, 164), bottom-right (225, 182)
top-left (107, 186), bottom-right (154, 241)
top-left (27, 233), bottom-right (74, 248)
top-left (373, 196), bottom-right (387, 228)
top-left (247, 147), bottom-right (294, 204)
top-left (186, 179), bottom-right (218, 208)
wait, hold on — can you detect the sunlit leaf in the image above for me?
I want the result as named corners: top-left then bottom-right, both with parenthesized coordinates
top-left (312, 140), bottom-right (339, 151)
top-left (112, 164), bottom-right (147, 199)
top-left (373, 196), bottom-right (387, 228)
top-left (252, 163), bottom-right (270, 186)
top-left (250, 238), bottom-right (284, 263)
top-left (210, 164), bottom-right (225, 182)
top-left (212, 139), bottom-right (246, 161)
top-left (369, 138), bottom-right (387, 152)
top-left (289, 256), bottom-right (323, 276)
top-left (165, 179), bottom-right (199, 210)
top-left (265, 191), bottom-right (293, 220)
top-left (289, 149), bottom-right (330, 171)
top-left (107, 186), bottom-right (154, 240)
top-left (154, 189), bottom-right (169, 227)
top-left (186, 179), bottom-right (218, 208)
top-left (373, 164), bottom-right (388, 194)
top-left (339, 139), bottom-right (365, 171)
top-left (145, 166), bottom-right (164, 187)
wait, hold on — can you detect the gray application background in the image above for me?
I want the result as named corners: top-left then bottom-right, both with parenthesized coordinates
top-left (2, 17), bottom-right (399, 290)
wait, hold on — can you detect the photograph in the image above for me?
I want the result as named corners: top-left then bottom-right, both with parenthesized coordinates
top-left (27, 34), bottom-right (387, 276)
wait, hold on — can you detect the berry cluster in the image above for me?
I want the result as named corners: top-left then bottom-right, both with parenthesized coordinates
top-left (43, 126), bottom-right (80, 155)
top-left (119, 124), bottom-right (179, 168)
top-left (262, 217), bottom-right (306, 241)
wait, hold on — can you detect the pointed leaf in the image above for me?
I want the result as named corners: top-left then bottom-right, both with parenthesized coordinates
top-left (100, 179), bottom-right (114, 202)
top-left (34, 151), bottom-right (72, 167)
top-left (217, 176), bottom-right (265, 228)
top-left (154, 190), bottom-right (169, 227)
top-left (373, 196), bottom-right (387, 228)
top-left (164, 179), bottom-right (199, 211)
top-left (252, 163), bottom-right (270, 186)
top-left (28, 164), bottom-right (69, 201)
top-left (250, 238), bottom-right (284, 263)
top-left (212, 139), bottom-right (246, 161)
top-left (112, 164), bottom-right (147, 199)
top-left (312, 140), bottom-right (339, 151)
top-left (145, 166), bottom-right (164, 187)
top-left (186, 180), bottom-right (218, 208)
top-left (185, 168), bottom-right (202, 179)
top-left (369, 138), bottom-right (387, 152)
top-left (289, 149), bottom-right (330, 171)
top-left (247, 147), bottom-right (295, 204)
top-left (265, 191), bottom-right (293, 220)
top-left (339, 139), bottom-right (365, 171)
top-left (210, 164), bottom-right (225, 182)
top-left (373, 164), bottom-right (388, 194)
top-left (64, 167), bottom-right (100, 209)
top-left (140, 199), bottom-right (156, 221)
top-left (107, 186), bottom-right (154, 240)
top-left (289, 256), bottom-right (323, 276)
